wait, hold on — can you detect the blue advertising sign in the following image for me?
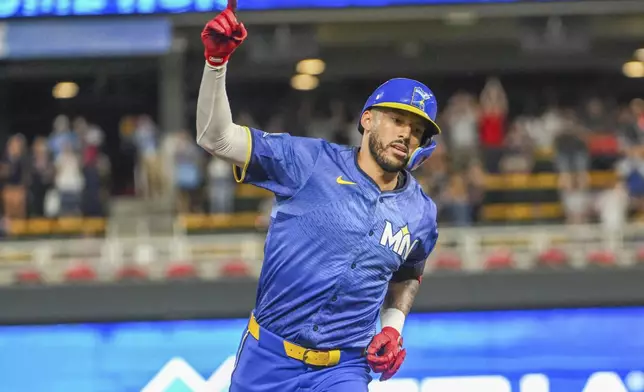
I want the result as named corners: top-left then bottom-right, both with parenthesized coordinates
top-left (0, 0), bottom-right (561, 19)
top-left (2, 18), bottom-right (172, 59)
top-left (0, 307), bottom-right (643, 392)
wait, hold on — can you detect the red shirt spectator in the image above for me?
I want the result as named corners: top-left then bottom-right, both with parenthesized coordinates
top-left (480, 111), bottom-right (506, 147)
top-left (479, 78), bottom-right (508, 148)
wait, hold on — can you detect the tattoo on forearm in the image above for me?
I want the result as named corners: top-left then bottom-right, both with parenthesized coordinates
top-left (384, 279), bottom-right (420, 316)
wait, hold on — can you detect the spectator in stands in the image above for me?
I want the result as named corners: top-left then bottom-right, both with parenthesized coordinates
top-left (581, 98), bottom-right (612, 134)
top-left (616, 145), bottom-right (644, 216)
top-left (441, 173), bottom-right (472, 227)
top-left (632, 98), bottom-right (644, 131)
top-left (582, 99), bottom-right (620, 170)
top-left (443, 92), bottom-right (480, 170)
top-left (134, 115), bottom-right (164, 199)
top-left (207, 156), bottom-right (234, 213)
top-left (478, 77), bottom-right (508, 173)
top-left (72, 117), bottom-right (89, 151)
top-left (174, 130), bottom-right (203, 213)
top-left (616, 106), bottom-right (642, 152)
top-left (48, 115), bottom-right (78, 159)
top-left (54, 142), bottom-right (84, 216)
top-left (466, 161), bottom-right (486, 223)
top-left (29, 137), bottom-right (54, 217)
top-left (562, 186), bottom-right (591, 225)
top-left (1, 134), bottom-right (29, 219)
top-left (81, 130), bottom-right (110, 217)
top-left (499, 120), bottom-right (534, 174)
top-left (554, 111), bottom-right (591, 225)
top-left (595, 179), bottom-right (629, 232)
top-left (418, 143), bottom-right (449, 204)
top-left (77, 117), bottom-right (106, 151)
top-left (527, 106), bottom-right (564, 156)
top-left (554, 110), bottom-right (589, 192)
top-left (625, 99), bottom-right (644, 146)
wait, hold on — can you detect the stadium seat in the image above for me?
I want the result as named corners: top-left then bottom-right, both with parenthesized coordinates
top-left (166, 262), bottom-right (198, 280)
top-left (586, 250), bottom-right (617, 267)
top-left (64, 263), bottom-right (98, 282)
top-left (220, 259), bottom-right (251, 277)
top-left (115, 265), bottom-right (149, 281)
top-left (14, 268), bottom-right (43, 285)
top-left (634, 247), bottom-right (644, 264)
top-left (432, 253), bottom-right (463, 271)
top-left (484, 250), bottom-right (514, 270)
top-left (537, 247), bottom-right (569, 268)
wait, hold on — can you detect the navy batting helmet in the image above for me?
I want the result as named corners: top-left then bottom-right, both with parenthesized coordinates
top-left (358, 78), bottom-right (441, 171)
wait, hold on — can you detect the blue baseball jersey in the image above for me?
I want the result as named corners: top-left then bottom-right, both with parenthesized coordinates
top-left (233, 127), bottom-right (439, 350)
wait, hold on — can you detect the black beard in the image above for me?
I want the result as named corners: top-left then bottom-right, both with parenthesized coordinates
top-left (368, 132), bottom-right (408, 173)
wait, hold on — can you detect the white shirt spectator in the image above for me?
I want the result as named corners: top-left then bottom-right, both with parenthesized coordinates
top-left (540, 109), bottom-right (565, 149)
top-left (208, 157), bottom-right (230, 180)
top-left (447, 108), bottom-right (478, 150)
top-left (595, 184), bottom-right (629, 232)
top-left (55, 149), bottom-right (84, 193)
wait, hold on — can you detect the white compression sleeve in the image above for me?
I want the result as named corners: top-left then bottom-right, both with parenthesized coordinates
top-left (380, 308), bottom-right (406, 334)
top-left (196, 63), bottom-right (249, 167)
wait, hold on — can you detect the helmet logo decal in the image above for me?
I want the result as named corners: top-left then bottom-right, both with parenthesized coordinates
top-left (411, 87), bottom-right (431, 111)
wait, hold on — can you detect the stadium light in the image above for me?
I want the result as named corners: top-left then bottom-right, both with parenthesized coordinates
top-left (53, 82), bottom-right (79, 99)
top-left (291, 74), bottom-right (319, 91)
top-left (623, 61), bottom-right (644, 78)
top-left (636, 48), bottom-right (644, 62)
top-left (296, 59), bottom-right (326, 76)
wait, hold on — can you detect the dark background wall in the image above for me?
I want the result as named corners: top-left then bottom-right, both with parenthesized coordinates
top-left (2, 268), bottom-right (643, 325)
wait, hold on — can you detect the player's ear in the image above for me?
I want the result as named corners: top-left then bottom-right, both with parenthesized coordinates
top-left (360, 110), bottom-right (373, 133)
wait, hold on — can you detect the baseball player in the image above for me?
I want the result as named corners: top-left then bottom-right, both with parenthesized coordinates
top-left (196, 2), bottom-right (440, 391)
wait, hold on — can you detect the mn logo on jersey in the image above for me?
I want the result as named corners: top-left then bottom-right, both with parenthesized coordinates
top-left (411, 87), bottom-right (431, 112)
top-left (380, 221), bottom-right (419, 260)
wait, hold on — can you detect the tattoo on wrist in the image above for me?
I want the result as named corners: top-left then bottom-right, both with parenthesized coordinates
top-left (385, 279), bottom-right (420, 316)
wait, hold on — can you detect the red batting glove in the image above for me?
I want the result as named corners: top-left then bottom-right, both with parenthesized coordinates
top-left (366, 326), bottom-right (407, 381)
top-left (201, 0), bottom-right (248, 67)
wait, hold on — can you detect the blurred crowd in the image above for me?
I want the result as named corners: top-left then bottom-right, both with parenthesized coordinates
top-left (429, 78), bottom-right (644, 228)
top-left (119, 115), bottom-right (236, 215)
top-left (227, 77), bottom-right (644, 229)
top-left (3, 77), bottom-right (644, 231)
top-left (0, 115), bottom-right (111, 222)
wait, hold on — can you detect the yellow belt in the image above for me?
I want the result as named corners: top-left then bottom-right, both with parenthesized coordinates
top-left (248, 314), bottom-right (341, 367)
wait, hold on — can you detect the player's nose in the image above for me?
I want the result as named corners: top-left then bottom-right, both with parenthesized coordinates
top-left (396, 122), bottom-right (412, 140)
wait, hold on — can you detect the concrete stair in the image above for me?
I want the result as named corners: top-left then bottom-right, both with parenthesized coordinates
top-left (108, 196), bottom-right (178, 237)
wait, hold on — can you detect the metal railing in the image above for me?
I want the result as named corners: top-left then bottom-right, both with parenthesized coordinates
top-left (1, 222), bottom-right (642, 285)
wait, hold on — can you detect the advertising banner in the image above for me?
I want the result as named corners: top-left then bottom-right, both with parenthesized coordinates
top-left (1, 307), bottom-right (643, 392)
top-left (2, 18), bottom-right (171, 59)
top-left (0, 0), bottom-right (586, 19)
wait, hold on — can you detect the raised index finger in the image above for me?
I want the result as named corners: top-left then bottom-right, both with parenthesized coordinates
top-left (227, 0), bottom-right (237, 12)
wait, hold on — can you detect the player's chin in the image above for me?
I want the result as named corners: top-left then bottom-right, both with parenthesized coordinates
top-left (381, 154), bottom-right (407, 172)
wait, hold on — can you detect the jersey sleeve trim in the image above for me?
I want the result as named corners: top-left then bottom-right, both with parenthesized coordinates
top-left (232, 126), bottom-right (253, 183)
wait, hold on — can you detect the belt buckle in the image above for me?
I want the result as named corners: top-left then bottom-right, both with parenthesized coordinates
top-left (302, 349), bottom-right (328, 366)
